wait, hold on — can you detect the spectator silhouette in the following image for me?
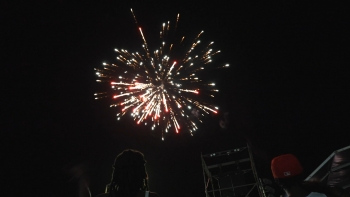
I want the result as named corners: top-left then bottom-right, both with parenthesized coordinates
top-left (271, 154), bottom-right (327, 197)
top-left (96, 149), bottom-right (159, 197)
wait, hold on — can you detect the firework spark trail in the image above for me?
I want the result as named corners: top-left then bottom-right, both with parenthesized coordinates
top-left (95, 9), bottom-right (229, 140)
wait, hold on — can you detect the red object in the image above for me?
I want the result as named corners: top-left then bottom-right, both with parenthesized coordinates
top-left (271, 154), bottom-right (303, 179)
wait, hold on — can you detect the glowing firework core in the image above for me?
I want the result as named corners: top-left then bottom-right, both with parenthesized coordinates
top-left (95, 9), bottom-right (229, 140)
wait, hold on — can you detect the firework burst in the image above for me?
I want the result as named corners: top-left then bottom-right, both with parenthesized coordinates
top-left (94, 9), bottom-right (229, 140)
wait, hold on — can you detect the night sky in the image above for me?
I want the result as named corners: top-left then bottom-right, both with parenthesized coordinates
top-left (2, 1), bottom-right (349, 197)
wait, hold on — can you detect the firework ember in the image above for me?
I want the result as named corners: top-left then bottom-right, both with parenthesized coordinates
top-left (94, 9), bottom-right (229, 140)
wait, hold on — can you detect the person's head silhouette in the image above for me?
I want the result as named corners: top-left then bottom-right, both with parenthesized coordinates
top-left (94, 149), bottom-right (160, 197)
top-left (109, 149), bottom-right (148, 196)
top-left (271, 154), bottom-right (327, 197)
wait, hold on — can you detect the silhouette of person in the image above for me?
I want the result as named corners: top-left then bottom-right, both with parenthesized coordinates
top-left (96, 149), bottom-right (159, 197)
top-left (271, 154), bottom-right (327, 197)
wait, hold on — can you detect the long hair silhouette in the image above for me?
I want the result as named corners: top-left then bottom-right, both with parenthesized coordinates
top-left (108, 149), bottom-right (148, 197)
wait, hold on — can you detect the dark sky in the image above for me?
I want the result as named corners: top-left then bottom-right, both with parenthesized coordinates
top-left (2, 1), bottom-right (349, 197)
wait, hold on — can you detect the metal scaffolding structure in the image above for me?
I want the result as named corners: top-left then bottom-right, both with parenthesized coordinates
top-left (201, 145), bottom-right (266, 197)
top-left (305, 145), bottom-right (350, 192)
